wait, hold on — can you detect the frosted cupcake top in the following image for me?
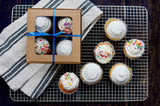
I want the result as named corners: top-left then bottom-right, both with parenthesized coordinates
top-left (58, 17), bottom-right (73, 34)
top-left (35, 17), bottom-right (52, 33)
top-left (56, 40), bottom-right (72, 55)
top-left (94, 42), bottom-right (115, 64)
top-left (106, 20), bottom-right (127, 39)
top-left (124, 39), bottom-right (145, 58)
top-left (110, 63), bottom-right (132, 85)
top-left (60, 72), bottom-right (79, 91)
top-left (35, 37), bottom-right (50, 55)
top-left (81, 63), bottom-right (103, 84)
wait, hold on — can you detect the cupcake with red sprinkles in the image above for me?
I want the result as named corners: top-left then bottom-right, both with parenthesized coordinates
top-left (35, 37), bottom-right (50, 55)
top-left (94, 41), bottom-right (115, 64)
top-left (124, 39), bottom-right (145, 59)
top-left (58, 17), bottom-right (73, 34)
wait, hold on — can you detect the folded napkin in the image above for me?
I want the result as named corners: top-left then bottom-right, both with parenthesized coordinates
top-left (0, 0), bottom-right (102, 99)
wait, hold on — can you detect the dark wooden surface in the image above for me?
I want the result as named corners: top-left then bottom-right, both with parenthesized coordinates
top-left (0, 0), bottom-right (159, 105)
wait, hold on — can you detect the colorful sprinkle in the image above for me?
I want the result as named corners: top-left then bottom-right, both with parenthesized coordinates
top-left (60, 18), bottom-right (72, 34)
top-left (95, 43), bottom-right (115, 62)
top-left (35, 37), bottom-right (50, 55)
top-left (63, 73), bottom-right (75, 86)
top-left (125, 39), bottom-right (144, 51)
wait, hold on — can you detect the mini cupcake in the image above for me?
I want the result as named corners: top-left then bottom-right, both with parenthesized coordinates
top-left (58, 17), bottom-right (73, 34)
top-left (35, 16), bottom-right (52, 33)
top-left (124, 39), bottom-right (145, 59)
top-left (80, 63), bottom-right (103, 85)
top-left (94, 41), bottom-right (115, 64)
top-left (109, 63), bottom-right (132, 85)
top-left (59, 72), bottom-right (79, 94)
top-left (104, 18), bottom-right (127, 41)
top-left (56, 40), bottom-right (72, 55)
top-left (35, 37), bottom-right (50, 55)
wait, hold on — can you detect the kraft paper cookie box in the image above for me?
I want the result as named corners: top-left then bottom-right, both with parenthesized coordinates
top-left (26, 8), bottom-right (81, 64)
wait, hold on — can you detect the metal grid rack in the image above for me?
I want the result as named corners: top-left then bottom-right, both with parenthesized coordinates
top-left (10, 5), bottom-right (148, 102)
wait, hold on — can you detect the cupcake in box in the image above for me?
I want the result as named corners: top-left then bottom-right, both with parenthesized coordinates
top-left (94, 41), bottom-right (115, 64)
top-left (58, 17), bottom-right (73, 34)
top-left (56, 40), bottom-right (72, 55)
top-left (35, 37), bottom-right (51, 55)
top-left (109, 63), bottom-right (133, 85)
top-left (80, 63), bottom-right (103, 85)
top-left (59, 72), bottom-right (79, 94)
top-left (124, 39), bottom-right (145, 59)
top-left (35, 16), bottom-right (52, 33)
top-left (104, 18), bottom-right (127, 41)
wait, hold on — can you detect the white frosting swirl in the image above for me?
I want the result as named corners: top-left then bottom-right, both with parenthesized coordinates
top-left (60, 72), bottom-right (79, 91)
top-left (94, 42), bottom-right (115, 64)
top-left (81, 63), bottom-right (103, 85)
top-left (58, 17), bottom-right (73, 34)
top-left (35, 17), bottom-right (52, 33)
top-left (124, 39), bottom-right (145, 58)
top-left (106, 20), bottom-right (127, 39)
top-left (35, 37), bottom-right (50, 55)
top-left (110, 64), bottom-right (132, 85)
top-left (56, 40), bottom-right (72, 55)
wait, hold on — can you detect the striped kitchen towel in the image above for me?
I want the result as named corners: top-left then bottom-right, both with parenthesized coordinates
top-left (21, 64), bottom-right (63, 99)
top-left (0, 0), bottom-right (103, 99)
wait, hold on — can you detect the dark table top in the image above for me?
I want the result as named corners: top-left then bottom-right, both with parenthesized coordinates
top-left (0, 0), bottom-right (159, 106)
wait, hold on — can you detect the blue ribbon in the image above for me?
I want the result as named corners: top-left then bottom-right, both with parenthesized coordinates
top-left (27, 9), bottom-right (81, 64)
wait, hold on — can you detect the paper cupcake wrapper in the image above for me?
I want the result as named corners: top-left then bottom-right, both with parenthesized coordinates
top-left (58, 80), bottom-right (78, 95)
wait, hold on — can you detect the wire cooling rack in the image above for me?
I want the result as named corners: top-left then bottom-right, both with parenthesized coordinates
top-left (10, 5), bottom-right (148, 102)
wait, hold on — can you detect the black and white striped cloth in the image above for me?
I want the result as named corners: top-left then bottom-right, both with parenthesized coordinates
top-left (0, 0), bottom-right (103, 99)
